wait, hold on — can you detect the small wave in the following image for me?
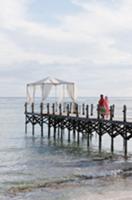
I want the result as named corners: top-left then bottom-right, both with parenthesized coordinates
top-left (7, 165), bottom-right (132, 196)
top-left (7, 178), bottom-right (77, 195)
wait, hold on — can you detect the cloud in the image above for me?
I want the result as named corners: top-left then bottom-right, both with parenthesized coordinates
top-left (0, 0), bottom-right (132, 96)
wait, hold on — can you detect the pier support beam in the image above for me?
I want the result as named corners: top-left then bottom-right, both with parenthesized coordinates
top-left (48, 117), bottom-right (51, 139)
top-left (111, 137), bottom-right (114, 153)
top-left (31, 103), bottom-right (35, 136)
top-left (99, 134), bottom-right (102, 152)
top-left (68, 129), bottom-right (70, 142)
top-left (124, 138), bottom-right (128, 159)
top-left (40, 102), bottom-right (44, 137)
top-left (24, 102), bottom-right (27, 134)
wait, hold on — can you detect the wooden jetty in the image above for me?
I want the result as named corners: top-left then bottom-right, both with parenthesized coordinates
top-left (25, 102), bottom-right (132, 158)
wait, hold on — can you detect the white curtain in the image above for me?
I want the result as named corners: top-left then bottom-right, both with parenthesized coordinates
top-left (26, 85), bottom-right (36, 104)
top-left (41, 84), bottom-right (52, 102)
top-left (67, 84), bottom-right (76, 102)
top-left (67, 84), bottom-right (76, 113)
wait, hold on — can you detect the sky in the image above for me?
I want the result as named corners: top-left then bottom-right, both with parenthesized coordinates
top-left (0, 0), bottom-right (132, 97)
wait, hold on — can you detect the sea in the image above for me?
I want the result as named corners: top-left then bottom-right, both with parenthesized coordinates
top-left (1, 97), bottom-right (132, 200)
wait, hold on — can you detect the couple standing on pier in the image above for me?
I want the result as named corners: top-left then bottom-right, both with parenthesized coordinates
top-left (98, 94), bottom-right (110, 119)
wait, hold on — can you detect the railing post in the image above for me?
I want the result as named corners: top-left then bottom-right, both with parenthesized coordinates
top-left (52, 103), bottom-right (55, 115)
top-left (86, 105), bottom-right (89, 118)
top-left (90, 104), bottom-right (93, 116)
top-left (82, 103), bottom-right (85, 115)
top-left (47, 103), bottom-right (50, 114)
top-left (123, 105), bottom-right (127, 122)
top-left (63, 102), bottom-right (66, 113)
top-left (97, 104), bottom-right (100, 119)
top-left (67, 104), bottom-right (70, 116)
top-left (76, 104), bottom-right (79, 117)
top-left (112, 104), bottom-right (115, 118)
top-left (59, 104), bottom-right (62, 115)
top-left (110, 105), bottom-right (114, 121)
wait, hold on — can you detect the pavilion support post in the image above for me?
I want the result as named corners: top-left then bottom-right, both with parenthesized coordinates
top-left (59, 104), bottom-right (62, 115)
top-left (24, 102), bottom-right (28, 134)
top-left (31, 103), bottom-right (35, 136)
top-left (40, 102), bottom-right (44, 137)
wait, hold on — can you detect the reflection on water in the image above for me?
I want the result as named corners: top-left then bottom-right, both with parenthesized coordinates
top-left (0, 97), bottom-right (132, 199)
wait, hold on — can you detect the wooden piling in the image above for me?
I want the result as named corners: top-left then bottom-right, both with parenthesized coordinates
top-left (31, 103), bottom-right (35, 136)
top-left (68, 129), bottom-right (70, 142)
top-left (123, 105), bottom-right (127, 158)
top-left (40, 102), bottom-right (43, 137)
top-left (99, 120), bottom-right (102, 152)
top-left (24, 102), bottom-right (27, 134)
top-left (110, 106), bottom-right (114, 153)
top-left (48, 117), bottom-right (51, 139)
top-left (77, 130), bottom-right (80, 144)
top-left (53, 125), bottom-right (56, 140)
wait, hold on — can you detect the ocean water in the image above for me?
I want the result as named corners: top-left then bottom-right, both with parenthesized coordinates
top-left (1, 97), bottom-right (132, 200)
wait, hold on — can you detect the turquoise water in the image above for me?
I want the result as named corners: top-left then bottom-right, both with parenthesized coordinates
top-left (1, 97), bottom-right (132, 200)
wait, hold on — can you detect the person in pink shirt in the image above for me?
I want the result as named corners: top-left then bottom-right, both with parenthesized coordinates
top-left (98, 94), bottom-right (106, 118)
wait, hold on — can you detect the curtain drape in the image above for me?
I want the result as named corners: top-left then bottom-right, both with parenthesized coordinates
top-left (26, 85), bottom-right (36, 104)
top-left (67, 84), bottom-right (76, 102)
top-left (41, 84), bottom-right (52, 102)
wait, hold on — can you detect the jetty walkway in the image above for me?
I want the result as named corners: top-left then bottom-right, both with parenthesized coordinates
top-left (25, 102), bottom-right (132, 158)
